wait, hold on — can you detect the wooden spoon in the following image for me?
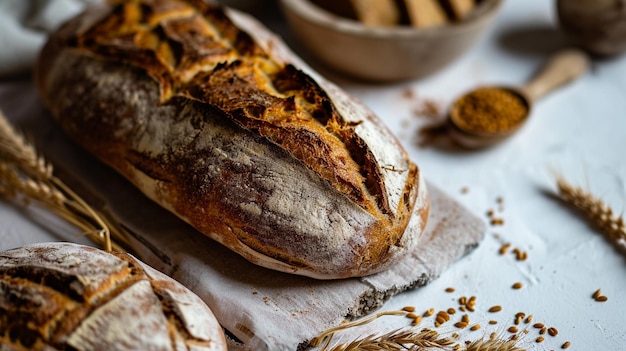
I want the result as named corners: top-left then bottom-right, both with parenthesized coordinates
top-left (448, 49), bottom-right (590, 149)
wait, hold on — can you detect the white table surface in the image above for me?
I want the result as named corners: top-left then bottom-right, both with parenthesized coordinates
top-left (332, 1), bottom-right (626, 350)
top-left (1, 0), bottom-right (625, 350)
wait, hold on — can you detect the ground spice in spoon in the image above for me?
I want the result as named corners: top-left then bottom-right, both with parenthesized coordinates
top-left (453, 87), bottom-right (528, 134)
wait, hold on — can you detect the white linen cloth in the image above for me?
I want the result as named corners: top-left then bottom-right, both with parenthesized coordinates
top-left (0, 0), bottom-right (97, 77)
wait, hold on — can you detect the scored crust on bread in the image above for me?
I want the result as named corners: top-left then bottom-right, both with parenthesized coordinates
top-left (36, 0), bottom-right (429, 279)
top-left (0, 242), bottom-right (226, 350)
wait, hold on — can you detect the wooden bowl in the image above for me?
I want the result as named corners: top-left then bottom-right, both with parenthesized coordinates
top-left (280, 0), bottom-right (503, 81)
top-left (557, 0), bottom-right (626, 56)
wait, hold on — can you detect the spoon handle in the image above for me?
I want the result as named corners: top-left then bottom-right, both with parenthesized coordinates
top-left (520, 49), bottom-right (590, 102)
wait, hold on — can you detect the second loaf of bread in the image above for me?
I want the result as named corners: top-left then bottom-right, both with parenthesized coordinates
top-left (36, 0), bottom-right (429, 279)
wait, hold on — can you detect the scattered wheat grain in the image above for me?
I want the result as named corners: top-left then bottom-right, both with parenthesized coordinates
top-left (593, 289), bottom-right (602, 299)
top-left (548, 327), bottom-right (558, 336)
top-left (488, 305), bottom-right (502, 313)
top-left (454, 322), bottom-right (468, 329)
top-left (499, 243), bottom-right (511, 255)
top-left (424, 308), bottom-right (435, 317)
top-left (491, 218), bottom-right (505, 226)
top-left (412, 316), bottom-right (422, 325)
top-left (436, 311), bottom-right (450, 322)
top-left (402, 306), bottom-right (416, 312)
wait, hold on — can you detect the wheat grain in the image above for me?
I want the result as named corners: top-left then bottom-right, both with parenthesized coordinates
top-left (561, 341), bottom-right (571, 349)
top-left (595, 295), bottom-right (608, 302)
top-left (592, 289), bottom-right (602, 299)
top-left (548, 327), bottom-right (558, 337)
top-left (454, 321), bottom-right (468, 329)
top-left (499, 243), bottom-right (511, 255)
top-left (488, 306), bottom-right (502, 313)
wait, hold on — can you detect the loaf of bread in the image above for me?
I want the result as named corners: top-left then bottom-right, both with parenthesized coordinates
top-left (0, 242), bottom-right (226, 350)
top-left (36, 0), bottom-right (429, 279)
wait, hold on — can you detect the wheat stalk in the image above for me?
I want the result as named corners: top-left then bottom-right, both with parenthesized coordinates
top-left (328, 328), bottom-right (458, 351)
top-left (311, 311), bottom-right (409, 348)
top-left (311, 311), bottom-right (525, 351)
top-left (0, 110), bottom-right (124, 252)
top-left (555, 176), bottom-right (626, 248)
top-left (0, 114), bottom-right (52, 179)
top-left (464, 337), bottom-right (525, 351)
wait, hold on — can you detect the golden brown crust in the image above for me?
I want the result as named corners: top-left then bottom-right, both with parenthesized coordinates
top-left (0, 242), bottom-right (226, 350)
top-left (37, 0), bottom-right (429, 279)
top-left (75, 0), bottom-right (402, 218)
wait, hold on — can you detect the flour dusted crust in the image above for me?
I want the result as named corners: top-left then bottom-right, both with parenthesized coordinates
top-left (36, 0), bottom-right (429, 279)
top-left (0, 242), bottom-right (226, 350)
